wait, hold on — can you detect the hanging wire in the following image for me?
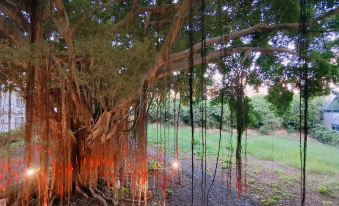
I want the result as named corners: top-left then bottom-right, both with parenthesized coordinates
top-left (207, 67), bottom-right (225, 205)
top-left (226, 105), bottom-right (234, 203)
top-left (175, 92), bottom-right (181, 183)
top-left (299, 0), bottom-right (309, 205)
top-left (188, 0), bottom-right (195, 204)
top-left (206, 0), bottom-right (225, 204)
top-left (200, 101), bottom-right (205, 203)
top-left (173, 91), bottom-right (177, 158)
top-left (203, 93), bottom-right (207, 204)
top-left (244, 111), bottom-right (248, 193)
top-left (199, 0), bottom-right (207, 203)
top-left (163, 30), bottom-right (172, 203)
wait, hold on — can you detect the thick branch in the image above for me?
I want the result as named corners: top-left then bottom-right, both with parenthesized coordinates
top-left (0, 15), bottom-right (28, 46)
top-left (157, 47), bottom-right (296, 78)
top-left (0, 2), bottom-right (30, 32)
top-left (313, 7), bottom-right (339, 22)
top-left (170, 7), bottom-right (339, 63)
top-left (143, 0), bottom-right (193, 85)
top-left (138, 4), bottom-right (179, 13)
top-left (110, 0), bottom-right (139, 34)
top-left (53, 0), bottom-right (73, 50)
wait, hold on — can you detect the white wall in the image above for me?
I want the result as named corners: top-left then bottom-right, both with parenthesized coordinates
top-left (0, 91), bottom-right (25, 133)
top-left (323, 112), bottom-right (339, 131)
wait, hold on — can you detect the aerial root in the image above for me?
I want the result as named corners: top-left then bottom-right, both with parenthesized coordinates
top-left (49, 194), bottom-right (56, 206)
top-left (89, 186), bottom-right (108, 206)
top-left (93, 187), bottom-right (114, 203)
top-left (75, 185), bottom-right (89, 199)
top-left (10, 191), bottom-right (21, 206)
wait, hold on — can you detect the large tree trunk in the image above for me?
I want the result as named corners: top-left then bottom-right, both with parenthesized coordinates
top-left (22, 1), bottom-right (47, 205)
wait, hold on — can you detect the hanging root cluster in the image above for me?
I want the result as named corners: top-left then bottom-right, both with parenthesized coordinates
top-left (3, 88), bottom-right (151, 206)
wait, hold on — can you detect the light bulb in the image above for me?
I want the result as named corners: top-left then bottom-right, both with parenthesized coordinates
top-left (172, 161), bottom-right (179, 169)
top-left (25, 168), bottom-right (37, 177)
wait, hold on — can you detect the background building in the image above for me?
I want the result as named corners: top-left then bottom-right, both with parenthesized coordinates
top-left (0, 91), bottom-right (25, 133)
top-left (322, 90), bottom-right (339, 132)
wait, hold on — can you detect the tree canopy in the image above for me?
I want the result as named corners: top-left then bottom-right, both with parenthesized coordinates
top-left (0, 0), bottom-right (338, 205)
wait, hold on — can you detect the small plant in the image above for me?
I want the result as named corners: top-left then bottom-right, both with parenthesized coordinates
top-left (193, 139), bottom-right (201, 146)
top-left (166, 189), bottom-right (173, 197)
top-left (319, 185), bottom-right (333, 196)
top-left (194, 150), bottom-right (204, 160)
top-left (280, 175), bottom-right (296, 186)
top-left (148, 160), bottom-right (163, 171)
top-left (120, 186), bottom-right (130, 198)
top-left (221, 163), bottom-right (228, 169)
top-left (261, 196), bottom-right (279, 206)
top-left (150, 201), bottom-right (159, 206)
top-left (322, 200), bottom-right (333, 206)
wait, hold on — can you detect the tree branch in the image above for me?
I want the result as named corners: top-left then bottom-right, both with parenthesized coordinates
top-left (0, 15), bottom-right (28, 46)
top-left (110, 0), bottom-right (139, 34)
top-left (0, 1), bottom-right (30, 32)
top-left (170, 6), bottom-right (338, 63)
top-left (143, 0), bottom-right (193, 85)
top-left (157, 47), bottom-right (296, 79)
top-left (313, 7), bottom-right (339, 23)
top-left (138, 4), bottom-right (179, 13)
top-left (53, 0), bottom-right (73, 50)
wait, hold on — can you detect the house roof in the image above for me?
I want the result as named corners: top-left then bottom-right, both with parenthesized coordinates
top-left (323, 93), bottom-right (339, 111)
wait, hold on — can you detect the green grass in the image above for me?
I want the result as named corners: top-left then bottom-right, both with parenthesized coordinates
top-left (246, 135), bottom-right (339, 175)
top-left (147, 125), bottom-right (232, 158)
top-left (318, 185), bottom-right (333, 196)
top-left (147, 124), bottom-right (339, 175)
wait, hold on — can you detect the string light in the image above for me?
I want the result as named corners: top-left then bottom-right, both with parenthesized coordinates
top-left (25, 168), bottom-right (38, 177)
top-left (172, 161), bottom-right (179, 169)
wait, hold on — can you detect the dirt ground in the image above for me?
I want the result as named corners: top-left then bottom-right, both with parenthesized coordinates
top-left (244, 157), bottom-right (339, 206)
top-left (2, 142), bottom-right (338, 206)
top-left (148, 144), bottom-right (339, 206)
top-left (38, 147), bottom-right (257, 206)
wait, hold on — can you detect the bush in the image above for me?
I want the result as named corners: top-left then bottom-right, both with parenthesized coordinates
top-left (147, 100), bottom-right (178, 125)
top-left (310, 124), bottom-right (339, 146)
top-left (282, 95), bottom-right (325, 132)
top-left (248, 95), bottom-right (283, 133)
top-left (318, 185), bottom-right (333, 196)
top-left (180, 101), bottom-right (231, 128)
top-left (148, 99), bottom-right (231, 129)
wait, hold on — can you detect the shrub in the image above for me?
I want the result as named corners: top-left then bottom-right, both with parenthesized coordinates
top-left (318, 185), bottom-right (333, 196)
top-left (180, 102), bottom-right (231, 128)
top-left (282, 95), bottom-right (325, 131)
top-left (310, 124), bottom-right (339, 146)
top-left (148, 99), bottom-right (232, 129)
top-left (248, 95), bottom-right (283, 132)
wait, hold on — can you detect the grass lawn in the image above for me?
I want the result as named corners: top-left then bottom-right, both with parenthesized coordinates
top-left (147, 124), bottom-right (339, 175)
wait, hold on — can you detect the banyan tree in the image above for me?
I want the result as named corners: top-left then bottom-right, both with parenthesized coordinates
top-left (0, 0), bottom-right (337, 205)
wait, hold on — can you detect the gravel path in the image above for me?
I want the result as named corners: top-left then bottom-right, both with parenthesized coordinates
top-left (148, 147), bottom-right (257, 206)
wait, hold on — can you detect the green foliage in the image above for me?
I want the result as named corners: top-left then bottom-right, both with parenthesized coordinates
top-left (166, 189), bottom-right (173, 197)
top-left (269, 0), bottom-right (300, 23)
top-left (247, 95), bottom-right (283, 133)
top-left (148, 100), bottom-right (231, 128)
top-left (246, 135), bottom-right (339, 175)
top-left (266, 83), bottom-right (294, 116)
top-left (306, 51), bottom-right (339, 96)
top-left (282, 95), bottom-right (325, 132)
top-left (148, 125), bottom-right (339, 175)
top-left (261, 196), bottom-right (279, 206)
top-left (310, 124), bottom-right (339, 146)
top-left (318, 185), bottom-right (333, 196)
top-left (148, 160), bottom-right (163, 171)
top-left (76, 36), bottom-right (156, 108)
